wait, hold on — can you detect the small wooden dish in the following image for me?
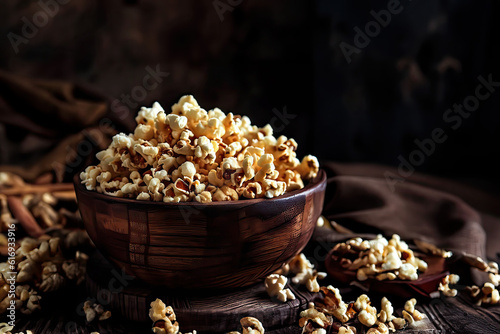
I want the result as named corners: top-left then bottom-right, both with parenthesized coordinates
top-left (74, 170), bottom-right (326, 289)
top-left (325, 245), bottom-right (449, 299)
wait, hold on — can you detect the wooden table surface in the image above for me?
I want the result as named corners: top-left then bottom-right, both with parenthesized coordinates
top-left (11, 238), bottom-right (500, 334)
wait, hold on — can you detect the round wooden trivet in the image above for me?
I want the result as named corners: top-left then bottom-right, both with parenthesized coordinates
top-left (86, 251), bottom-right (316, 333)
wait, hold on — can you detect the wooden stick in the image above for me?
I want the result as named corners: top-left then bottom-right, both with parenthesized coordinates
top-left (0, 183), bottom-right (74, 196)
top-left (52, 190), bottom-right (77, 200)
top-left (7, 196), bottom-right (45, 238)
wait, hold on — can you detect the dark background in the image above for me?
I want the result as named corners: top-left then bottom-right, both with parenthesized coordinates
top-left (1, 0), bottom-right (499, 192)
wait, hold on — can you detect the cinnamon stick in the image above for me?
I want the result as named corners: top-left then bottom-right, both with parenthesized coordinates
top-left (7, 196), bottom-right (45, 238)
top-left (0, 183), bottom-right (74, 196)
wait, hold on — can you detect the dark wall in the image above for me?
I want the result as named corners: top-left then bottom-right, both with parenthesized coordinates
top-left (0, 0), bottom-right (499, 189)
top-left (314, 0), bottom-right (500, 190)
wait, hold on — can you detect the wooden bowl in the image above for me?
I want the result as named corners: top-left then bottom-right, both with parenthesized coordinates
top-left (74, 170), bottom-right (326, 289)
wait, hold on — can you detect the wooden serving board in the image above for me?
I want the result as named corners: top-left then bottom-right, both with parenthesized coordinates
top-left (86, 251), bottom-right (316, 333)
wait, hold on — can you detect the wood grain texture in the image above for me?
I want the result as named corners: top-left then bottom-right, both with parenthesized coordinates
top-left (86, 250), bottom-right (317, 333)
top-left (74, 170), bottom-right (326, 289)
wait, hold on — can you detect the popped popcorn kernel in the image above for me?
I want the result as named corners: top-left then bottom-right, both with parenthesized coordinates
top-left (264, 274), bottom-right (295, 303)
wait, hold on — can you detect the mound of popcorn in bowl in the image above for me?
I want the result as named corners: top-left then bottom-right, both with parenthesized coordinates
top-left (80, 95), bottom-right (319, 203)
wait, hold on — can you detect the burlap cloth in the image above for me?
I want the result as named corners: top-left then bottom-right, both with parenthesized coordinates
top-left (1, 70), bottom-right (499, 333)
top-left (0, 69), bottom-right (133, 183)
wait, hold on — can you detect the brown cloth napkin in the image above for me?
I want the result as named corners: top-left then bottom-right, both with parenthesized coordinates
top-left (321, 162), bottom-right (500, 261)
top-left (0, 70), bottom-right (131, 182)
top-left (310, 162), bottom-right (500, 333)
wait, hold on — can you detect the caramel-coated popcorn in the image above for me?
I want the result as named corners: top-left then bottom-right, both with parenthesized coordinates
top-left (81, 96), bottom-right (319, 202)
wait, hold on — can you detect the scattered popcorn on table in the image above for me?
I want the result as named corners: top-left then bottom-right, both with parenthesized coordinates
top-left (354, 294), bottom-right (377, 327)
top-left (266, 253), bottom-right (327, 301)
top-left (149, 298), bottom-right (197, 334)
top-left (288, 253), bottom-right (327, 292)
top-left (468, 281), bottom-right (500, 306)
top-left (0, 323), bottom-right (13, 334)
top-left (438, 274), bottom-right (460, 297)
top-left (316, 216), bottom-right (328, 228)
top-left (330, 234), bottom-right (428, 282)
top-left (403, 298), bottom-right (424, 321)
top-left (317, 285), bottom-right (352, 323)
top-left (82, 300), bottom-right (111, 322)
top-left (298, 286), bottom-right (425, 333)
top-left (226, 316), bottom-right (265, 334)
top-left (441, 259), bottom-right (500, 306)
top-left (337, 326), bottom-right (356, 334)
top-left (80, 96), bottom-right (320, 202)
top-left (0, 234), bottom-right (89, 315)
top-left (240, 317), bottom-right (265, 334)
top-left (264, 274), bottom-right (295, 302)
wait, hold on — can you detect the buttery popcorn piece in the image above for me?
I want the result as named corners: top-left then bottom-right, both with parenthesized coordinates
top-left (240, 317), bottom-right (265, 334)
top-left (298, 307), bottom-right (330, 329)
top-left (337, 326), bottom-right (356, 334)
top-left (354, 294), bottom-right (377, 327)
top-left (264, 274), bottom-right (295, 303)
top-left (269, 253), bottom-right (326, 293)
top-left (83, 300), bottom-right (112, 322)
top-left (319, 285), bottom-right (350, 323)
top-left (480, 282), bottom-right (500, 305)
top-left (149, 299), bottom-right (181, 334)
top-left (367, 322), bottom-right (389, 334)
top-left (404, 298), bottom-right (424, 321)
top-left (378, 297), bottom-right (394, 323)
top-left (438, 274), bottom-right (460, 297)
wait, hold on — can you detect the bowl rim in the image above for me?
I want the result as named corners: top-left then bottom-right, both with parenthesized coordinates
top-left (73, 169), bottom-right (326, 206)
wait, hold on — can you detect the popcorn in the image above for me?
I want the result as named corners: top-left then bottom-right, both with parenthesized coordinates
top-left (83, 300), bottom-right (112, 322)
top-left (298, 307), bottom-right (330, 329)
top-left (319, 285), bottom-right (350, 323)
top-left (354, 294), bottom-right (377, 327)
top-left (446, 260), bottom-right (500, 306)
top-left (0, 235), bottom-right (89, 316)
top-left (378, 297), bottom-right (394, 323)
top-left (398, 263), bottom-right (418, 281)
top-left (272, 253), bottom-right (326, 293)
top-left (402, 310), bottom-right (415, 327)
top-left (81, 96), bottom-right (319, 202)
top-left (240, 317), bottom-right (265, 334)
top-left (403, 298), bottom-right (424, 321)
top-left (331, 234), bottom-right (427, 282)
top-left (0, 323), bottom-right (14, 334)
top-left (311, 329), bottom-right (326, 334)
top-left (289, 253), bottom-right (314, 274)
top-left (438, 274), bottom-right (460, 297)
top-left (264, 274), bottom-right (295, 303)
top-left (338, 326), bottom-right (355, 334)
top-left (195, 191), bottom-right (212, 203)
top-left (304, 271), bottom-right (327, 293)
top-left (366, 323), bottom-right (389, 334)
top-left (478, 282), bottom-right (500, 305)
top-left (304, 287), bottom-right (419, 334)
top-left (149, 299), bottom-right (179, 334)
